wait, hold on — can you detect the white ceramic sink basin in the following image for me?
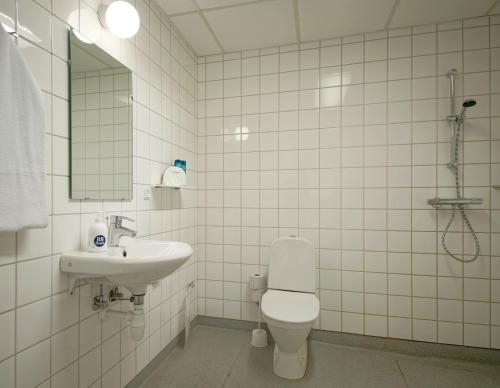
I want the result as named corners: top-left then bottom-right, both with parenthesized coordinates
top-left (61, 239), bottom-right (193, 295)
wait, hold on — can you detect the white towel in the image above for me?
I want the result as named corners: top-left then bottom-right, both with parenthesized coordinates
top-left (0, 26), bottom-right (48, 232)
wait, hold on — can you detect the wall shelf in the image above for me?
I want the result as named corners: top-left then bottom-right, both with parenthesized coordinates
top-left (151, 184), bottom-right (194, 189)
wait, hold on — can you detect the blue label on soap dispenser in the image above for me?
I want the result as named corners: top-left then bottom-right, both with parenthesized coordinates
top-left (94, 235), bottom-right (106, 247)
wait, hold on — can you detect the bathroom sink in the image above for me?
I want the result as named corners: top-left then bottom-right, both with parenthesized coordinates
top-left (61, 238), bottom-right (193, 295)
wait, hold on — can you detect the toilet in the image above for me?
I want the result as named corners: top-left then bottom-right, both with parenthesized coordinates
top-left (261, 237), bottom-right (319, 380)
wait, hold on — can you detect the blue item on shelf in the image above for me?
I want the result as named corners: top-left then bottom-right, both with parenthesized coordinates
top-left (174, 159), bottom-right (187, 171)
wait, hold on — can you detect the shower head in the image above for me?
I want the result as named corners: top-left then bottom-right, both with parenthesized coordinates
top-left (463, 99), bottom-right (476, 108)
top-left (459, 99), bottom-right (477, 119)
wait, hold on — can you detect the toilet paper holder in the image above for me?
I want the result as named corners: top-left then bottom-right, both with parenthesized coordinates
top-left (248, 273), bottom-right (268, 348)
top-left (248, 273), bottom-right (266, 303)
top-left (249, 273), bottom-right (266, 290)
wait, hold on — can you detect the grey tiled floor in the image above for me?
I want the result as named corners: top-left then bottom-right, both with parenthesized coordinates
top-left (139, 325), bottom-right (500, 388)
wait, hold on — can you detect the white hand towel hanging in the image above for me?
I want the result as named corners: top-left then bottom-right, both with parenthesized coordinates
top-left (0, 26), bottom-right (48, 232)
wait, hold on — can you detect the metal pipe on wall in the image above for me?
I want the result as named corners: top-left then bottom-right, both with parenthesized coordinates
top-left (446, 68), bottom-right (458, 169)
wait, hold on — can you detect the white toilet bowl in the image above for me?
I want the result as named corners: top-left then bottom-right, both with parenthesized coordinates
top-left (261, 236), bottom-right (319, 379)
top-left (261, 289), bottom-right (319, 379)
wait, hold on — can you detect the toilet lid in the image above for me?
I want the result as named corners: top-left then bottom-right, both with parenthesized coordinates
top-left (261, 289), bottom-right (319, 324)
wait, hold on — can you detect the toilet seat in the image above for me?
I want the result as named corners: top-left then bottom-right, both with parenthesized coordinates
top-left (261, 289), bottom-right (319, 328)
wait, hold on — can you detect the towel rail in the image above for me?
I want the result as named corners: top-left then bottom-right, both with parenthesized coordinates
top-left (4, 0), bottom-right (19, 40)
top-left (14, 0), bottom-right (18, 40)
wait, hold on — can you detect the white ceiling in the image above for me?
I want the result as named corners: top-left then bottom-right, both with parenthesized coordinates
top-left (159, 0), bottom-right (500, 56)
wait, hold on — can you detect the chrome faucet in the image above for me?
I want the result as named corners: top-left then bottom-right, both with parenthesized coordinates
top-left (108, 215), bottom-right (137, 247)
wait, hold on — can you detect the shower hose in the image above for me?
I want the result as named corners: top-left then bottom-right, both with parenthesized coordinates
top-left (441, 119), bottom-right (480, 263)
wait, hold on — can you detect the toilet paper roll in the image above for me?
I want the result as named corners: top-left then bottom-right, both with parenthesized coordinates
top-left (250, 289), bottom-right (264, 303)
top-left (249, 273), bottom-right (265, 290)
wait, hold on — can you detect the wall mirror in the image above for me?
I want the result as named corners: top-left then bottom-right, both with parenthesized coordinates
top-left (69, 30), bottom-right (133, 200)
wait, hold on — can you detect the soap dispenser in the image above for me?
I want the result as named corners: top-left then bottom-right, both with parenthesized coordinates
top-left (87, 211), bottom-right (108, 252)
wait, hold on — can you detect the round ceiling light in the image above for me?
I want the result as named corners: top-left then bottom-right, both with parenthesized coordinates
top-left (98, 1), bottom-right (140, 39)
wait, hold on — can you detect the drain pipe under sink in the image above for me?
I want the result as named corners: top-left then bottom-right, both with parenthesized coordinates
top-left (99, 305), bottom-right (145, 341)
top-left (99, 297), bottom-right (146, 341)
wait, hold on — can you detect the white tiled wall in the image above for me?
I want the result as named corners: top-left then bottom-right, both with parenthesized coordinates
top-left (0, 0), bottom-right (198, 387)
top-left (196, 15), bottom-right (500, 349)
